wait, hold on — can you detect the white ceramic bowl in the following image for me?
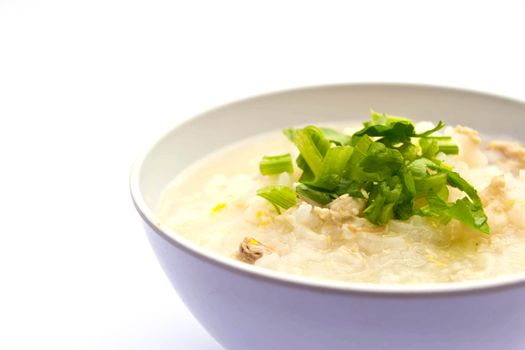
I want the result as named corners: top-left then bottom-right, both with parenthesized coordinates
top-left (131, 84), bottom-right (525, 350)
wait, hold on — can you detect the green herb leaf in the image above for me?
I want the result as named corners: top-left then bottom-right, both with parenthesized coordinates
top-left (321, 127), bottom-right (352, 146)
top-left (415, 121), bottom-right (446, 137)
top-left (354, 112), bottom-right (416, 144)
top-left (360, 142), bottom-right (404, 181)
top-left (429, 165), bottom-right (483, 205)
top-left (421, 194), bottom-right (489, 234)
top-left (335, 179), bottom-right (366, 198)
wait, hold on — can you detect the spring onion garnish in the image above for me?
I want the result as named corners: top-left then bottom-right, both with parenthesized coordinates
top-left (259, 153), bottom-right (294, 175)
top-left (256, 185), bottom-right (297, 213)
top-left (257, 110), bottom-right (490, 234)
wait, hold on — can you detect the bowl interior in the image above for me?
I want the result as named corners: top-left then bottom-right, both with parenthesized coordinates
top-left (132, 83), bottom-right (525, 293)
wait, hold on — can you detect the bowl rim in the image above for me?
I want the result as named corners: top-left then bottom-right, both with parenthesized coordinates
top-left (130, 82), bottom-right (525, 296)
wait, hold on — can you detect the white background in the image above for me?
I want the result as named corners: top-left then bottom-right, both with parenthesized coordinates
top-left (1, 1), bottom-right (525, 349)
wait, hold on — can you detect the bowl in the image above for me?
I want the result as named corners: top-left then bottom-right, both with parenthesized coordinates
top-left (130, 83), bottom-right (525, 350)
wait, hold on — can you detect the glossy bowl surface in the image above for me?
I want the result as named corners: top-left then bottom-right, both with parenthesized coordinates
top-left (131, 84), bottom-right (525, 350)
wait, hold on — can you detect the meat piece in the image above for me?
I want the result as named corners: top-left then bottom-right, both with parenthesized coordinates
top-left (479, 175), bottom-right (510, 230)
top-left (329, 195), bottom-right (364, 217)
top-left (313, 195), bottom-right (364, 223)
top-left (313, 195), bottom-right (383, 236)
top-left (344, 220), bottom-right (385, 235)
top-left (453, 126), bottom-right (487, 167)
top-left (454, 126), bottom-right (481, 144)
top-left (237, 237), bottom-right (270, 264)
top-left (488, 140), bottom-right (525, 168)
top-left (480, 175), bottom-right (506, 209)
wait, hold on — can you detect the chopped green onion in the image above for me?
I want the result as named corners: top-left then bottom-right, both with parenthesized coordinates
top-left (259, 153), bottom-right (294, 175)
top-left (305, 146), bottom-right (354, 191)
top-left (398, 142), bottom-right (418, 161)
top-left (437, 139), bottom-right (459, 155)
top-left (294, 126), bottom-right (330, 177)
top-left (257, 185), bottom-right (297, 212)
top-left (421, 137), bottom-right (459, 156)
top-left (347, 135), bottom-right (373, 180)
top-left (402, 171), bottom-right (416, 196)
top-left (282, 128), bottom-right (297, 143)
top-left (296, 154), bottom-right (315, 182)
top-left (419, 138), bottom-right (440, 159)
